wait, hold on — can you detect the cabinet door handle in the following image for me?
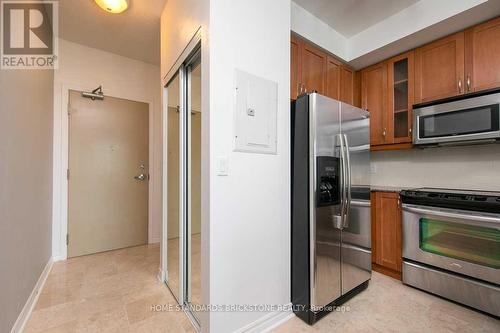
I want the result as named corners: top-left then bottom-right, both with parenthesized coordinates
top-left (458, 78), bottom-right (462, 94)
top-left (382, 128), bottom-right (387, 140)
top-left (303, 84), bottom-right (307, 93)
top-left (409, 127), bottom-right (412, 135)
top-left (297, 82), bottom-right (302, 95)
top-left (467, 75), bottom-right (471, 92)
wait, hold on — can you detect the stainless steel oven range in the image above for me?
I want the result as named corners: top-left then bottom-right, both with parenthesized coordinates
top-left (401, 188), bottom-right (500, 317)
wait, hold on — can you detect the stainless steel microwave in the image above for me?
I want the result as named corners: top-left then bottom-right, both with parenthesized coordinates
top-left (413, 92), bottom-right (500, 146)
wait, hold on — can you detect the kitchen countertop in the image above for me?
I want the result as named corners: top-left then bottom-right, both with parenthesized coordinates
top-left (370, 185), bottom-right (413, 193)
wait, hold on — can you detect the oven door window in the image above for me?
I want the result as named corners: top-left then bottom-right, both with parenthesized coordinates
top-left (419, 218), bottom-right (500, 269)
top-left (419, 104), bottom-right (499, 139)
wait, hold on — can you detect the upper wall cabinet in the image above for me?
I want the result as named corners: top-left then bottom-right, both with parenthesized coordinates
top-left (300, 42), bottom-right (327, 95)
top-left (290, 34), bottom-right (357, 105)
top-left (290, 34), bottom-right (326, 98)
top-left (362, 62), bottom-right (387, 146)
top-left (362, 52), bottom-right (414, 148)
top-left (465, 17), bottom-right (500, 92)
top-left (388, 52), bottom-right (414, 144)
top-left (414, 17), bottom-right (500, 104)
top-left (340, 66), bottom-right (355, 105)
top-left (326, 56), bottom-right (341, 100)
top-left (359, 17), bottom-right (500, 150)
top-left (291, 35), bottom-right (301, 100)
top-left (414, 32), bottom-right (465, 104)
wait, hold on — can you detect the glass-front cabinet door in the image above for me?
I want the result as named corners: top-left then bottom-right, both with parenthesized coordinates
top-left (388, 51), bottom-right (414, 144)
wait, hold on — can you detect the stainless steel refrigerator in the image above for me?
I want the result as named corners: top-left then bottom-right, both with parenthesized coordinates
top-left (291, 93), bottom-right (371, 324)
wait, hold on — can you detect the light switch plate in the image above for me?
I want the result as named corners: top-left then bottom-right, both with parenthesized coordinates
top-left (233, 69), bottom-right (278, 154)
top-left (217, 156), bottom-right (229, 176)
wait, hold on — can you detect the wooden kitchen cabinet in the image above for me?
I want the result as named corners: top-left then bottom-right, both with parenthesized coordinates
top-left (414, 32), bottom-right (465, 103)
top-left (300, 42), bottom-right (327, 95)
top-left (290, 34), bottom-right (300, 100)
top-left (353, 71), bottom-right (362, 108)
top-left (290, 34), bottom-right (355, 102)
top-left (362, 52), bottom-right (414, 149)
top-left (371, 191), bottom-right (402, 280)
top-left (326, 56), bottom-right (341, 100)
top-left (362, 62), bottom-right (387, 146)
top-left (465, 17), bottom-right (500, 92)
top-left (387, 51), bottom-right (414, 144)
top-left (340, 66), bottom-right (355, 105)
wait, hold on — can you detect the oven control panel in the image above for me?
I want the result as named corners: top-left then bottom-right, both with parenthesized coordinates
top-left (400, 189), bottom-right (500, 214)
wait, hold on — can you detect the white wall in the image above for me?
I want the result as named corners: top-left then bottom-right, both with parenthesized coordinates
top-left (291, 1), bottom-right (348, 59)
top-left (347, 0), bottom-right (490, 68)
top-left (371, 144), bottom-right (500, 191)
top-left (160, 0), bottom-right (209, 80)
top-left (208, 0), bottom-right (291, 332)
top-left (161, 0), bottom-right (291, 332)
top-left (52, 39), bottom-right (162, 260)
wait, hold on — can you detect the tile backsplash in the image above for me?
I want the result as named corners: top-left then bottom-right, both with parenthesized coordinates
top-left (370, 144), bottom-right (500, 191)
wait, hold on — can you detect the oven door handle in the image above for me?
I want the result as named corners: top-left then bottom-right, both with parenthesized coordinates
top-left (403, 204), bottom-right (500, 226)
top-left (350, 200), bottom-right (370, 207)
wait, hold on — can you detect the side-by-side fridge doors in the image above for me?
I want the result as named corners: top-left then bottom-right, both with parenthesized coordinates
top-left (340, 102), bottom-right (372, 294)
top-left (311, 94), bottom-right (343, 310)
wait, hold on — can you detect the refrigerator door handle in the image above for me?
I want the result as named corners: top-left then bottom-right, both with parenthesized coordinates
top-left (343, 134), bottom-right (351, 228)
top-left (336, 133), bottom-right (347, 229)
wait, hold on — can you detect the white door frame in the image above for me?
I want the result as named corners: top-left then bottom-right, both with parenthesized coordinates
top-left (52, 82), bottom-right (155, 261)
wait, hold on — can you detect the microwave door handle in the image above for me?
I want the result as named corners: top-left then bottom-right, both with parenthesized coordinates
top-left (343, 134), bottom-right (351, 229)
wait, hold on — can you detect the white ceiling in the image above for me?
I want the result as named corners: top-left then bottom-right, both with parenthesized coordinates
top-left (58, 0), bottom-right (167, 65)
top-left (292, 0), bottom-right (500, 69)
top-left (293, 0), bottom-right (419, 37)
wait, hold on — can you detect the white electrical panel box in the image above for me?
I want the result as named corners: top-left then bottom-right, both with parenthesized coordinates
top-left (234, 69), bottom-right (278, 154)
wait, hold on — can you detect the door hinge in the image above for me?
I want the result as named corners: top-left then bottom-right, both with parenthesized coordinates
top-left (67, 169), bottom-right (70, 180)
top-left (66, 234), bottom-right (69, 245)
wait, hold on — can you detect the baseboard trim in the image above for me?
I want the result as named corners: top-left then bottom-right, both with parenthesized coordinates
top-left (373, 263), bottom-right (402, 280)
top-left (235, 303), bottom-right (294, 333)
top-left (52, 255), bottom-right (65, 262)
top-left (10, 257), bottom-right (53, 333)
top-left (149, 237), bottom-right (161, 244)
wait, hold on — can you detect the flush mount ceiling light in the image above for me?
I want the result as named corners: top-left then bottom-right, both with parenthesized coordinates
top-left (94, 0), bottom-right (129, 14)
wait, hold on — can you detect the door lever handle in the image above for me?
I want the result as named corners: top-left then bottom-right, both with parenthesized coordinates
top-left (134, 174), bottom-right (147, 181)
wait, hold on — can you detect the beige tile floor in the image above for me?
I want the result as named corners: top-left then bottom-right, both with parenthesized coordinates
top-left (274, 272), bottom-right (500, 333)
top-left (24, 244), bottom-right (499, 333)
top-left (24, 244), bottom-right (196, 333)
